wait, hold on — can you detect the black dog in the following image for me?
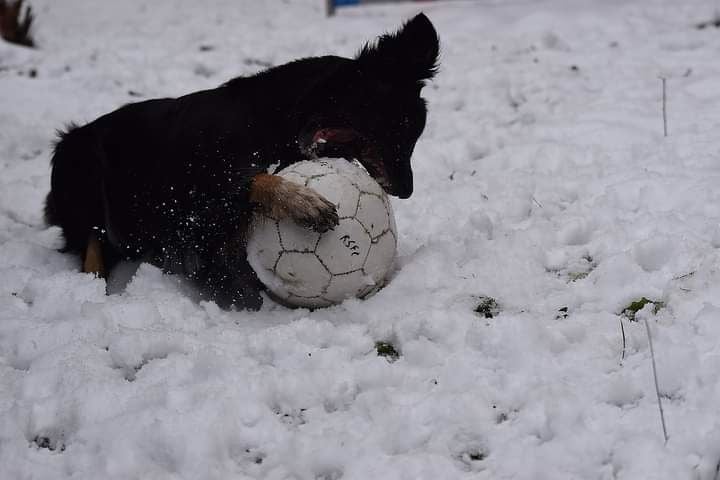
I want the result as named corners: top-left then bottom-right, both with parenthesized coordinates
top-left (45, 13), bottom-right (439, 310)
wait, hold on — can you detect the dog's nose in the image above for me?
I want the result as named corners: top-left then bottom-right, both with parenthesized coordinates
top-left (390, 163), bottom-right (413, 199)
top-left (395, 186), bottom-right (412, 199)
top-left (391, 176), bottom-right (413, 199)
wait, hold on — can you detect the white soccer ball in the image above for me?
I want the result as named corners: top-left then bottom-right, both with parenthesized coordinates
top-left (247, 158), bottom-right (397, 308)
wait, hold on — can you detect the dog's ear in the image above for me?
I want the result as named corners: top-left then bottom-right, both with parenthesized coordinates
top-left (357, 13), bottom-right (440, 85)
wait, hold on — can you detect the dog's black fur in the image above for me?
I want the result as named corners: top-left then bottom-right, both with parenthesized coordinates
top-left (45, 13), bottom-right (439, 309)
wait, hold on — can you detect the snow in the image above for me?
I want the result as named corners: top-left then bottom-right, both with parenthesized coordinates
top-left (3, 0), bottom-right (720, 478)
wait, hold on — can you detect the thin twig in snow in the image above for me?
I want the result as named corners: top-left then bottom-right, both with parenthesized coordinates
top-left (659, 76), bottom-right (668, 137)
top-left (644, 317), bottom-right (668, 444)
top-left (672, 271), bottom-right (695, 281)
top-left (619, 316), bottom-right (626, 363)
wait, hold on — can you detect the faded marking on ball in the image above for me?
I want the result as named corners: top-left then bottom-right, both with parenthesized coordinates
top-left (316, 218), bottom-right (370, 274)
top-left (340, 234), bottom-right (361, 256)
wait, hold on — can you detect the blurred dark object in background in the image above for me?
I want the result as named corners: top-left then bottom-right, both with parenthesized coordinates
top-left (696, 15), bottom-right (720, 29)
top-left (327, 0), bottom-right (438, 17)
top-left (0, 0), bottom-right (35, 48)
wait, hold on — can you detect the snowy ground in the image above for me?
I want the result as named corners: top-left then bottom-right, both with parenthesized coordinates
top-left (3, 0), bottom-right (720, 478)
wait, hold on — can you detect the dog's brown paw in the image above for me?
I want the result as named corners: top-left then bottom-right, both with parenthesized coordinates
top-left (283, 182), bottom-right (339, 233)
top-left (250, 173), bottom-right (339, 232)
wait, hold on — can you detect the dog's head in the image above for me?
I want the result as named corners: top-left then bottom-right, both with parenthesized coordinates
top-left (297, 13), bottom-right (439, 199)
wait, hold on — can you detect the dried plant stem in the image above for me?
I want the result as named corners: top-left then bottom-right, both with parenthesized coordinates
top-left (0, 0), bottom-right (35, 48)
top-left (644, 317), bottom-right (668, 443)
top-left (619, 317), bottom-right (626, 363)
top-left (660, 77), bottom-right (668, 137)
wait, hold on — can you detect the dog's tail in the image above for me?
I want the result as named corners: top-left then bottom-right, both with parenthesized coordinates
top-left (45, 124), bottom-right (105, 255)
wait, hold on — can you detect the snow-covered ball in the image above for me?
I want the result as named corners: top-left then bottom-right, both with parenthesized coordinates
top-left (247, 158), bottom-right (397, 308)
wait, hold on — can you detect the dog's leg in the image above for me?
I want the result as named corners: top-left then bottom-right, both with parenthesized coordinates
top-left (83, 234), bottom-right (105, 277)
top-left (187, 234), bottom-right (264, 311)
top-left (204, 265), bottom-right (263, 311)
top-left (250, 173), bottom-right (338, 232)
